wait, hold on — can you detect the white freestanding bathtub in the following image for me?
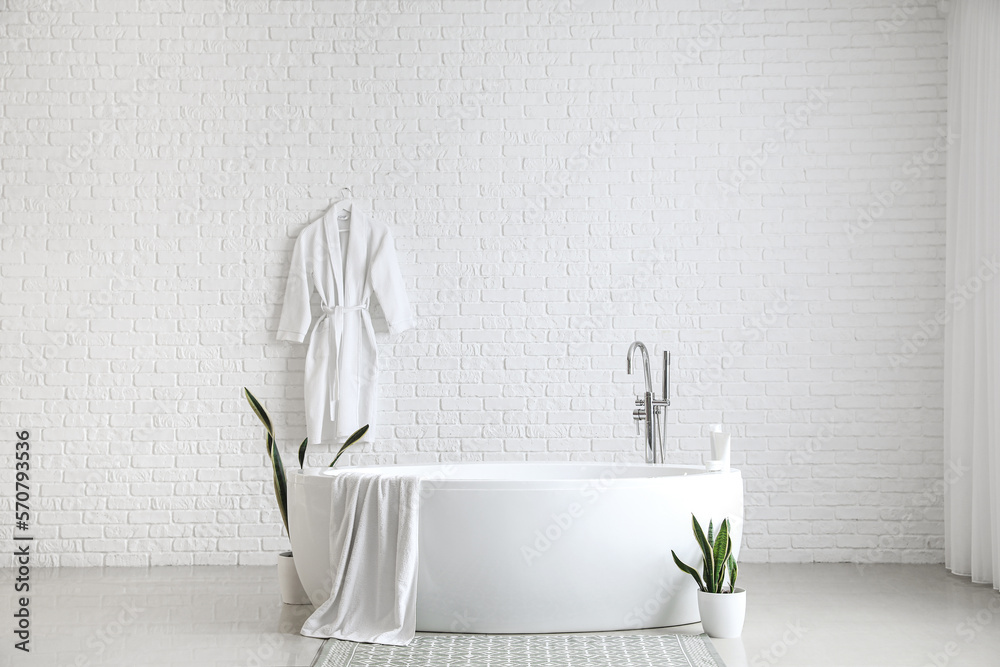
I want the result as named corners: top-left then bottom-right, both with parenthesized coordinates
top-left (287, 462), bottom-right (743, 633)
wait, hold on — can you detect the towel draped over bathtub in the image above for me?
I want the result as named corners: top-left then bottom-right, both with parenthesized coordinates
top-left (300, 470), bottom-right (421, 646)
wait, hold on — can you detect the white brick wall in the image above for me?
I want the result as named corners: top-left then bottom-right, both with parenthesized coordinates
top-left (0, 0), bottom-right (948, 566)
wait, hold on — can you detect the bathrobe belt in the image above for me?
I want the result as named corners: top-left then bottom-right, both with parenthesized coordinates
top-left (320, 300), bottom-right (371, 412)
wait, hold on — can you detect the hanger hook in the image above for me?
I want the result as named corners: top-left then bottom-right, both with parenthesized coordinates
top-left (339, 187), bottom-right (350, 201)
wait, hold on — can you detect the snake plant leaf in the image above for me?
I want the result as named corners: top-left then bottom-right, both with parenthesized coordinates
top-left (245, 388), bottom-right (290, 537)
top-left (707, 520), bottom-right (715, 546)
top-left (712, 519), bottom-right (732, 594)
top-left (671, 550), bottom-right (705, 592)
top-left (329, 424), bottom-right (370, 468)
top-left (692, 514), bottom-right (715, 594)
top-left (344, 423), bottom-right (369, 449)
top-left (298, 438), bottom-right (308, 471)
top-left (244, 388), bottom-right (274, 443)
top-left (728, 551), bottom-right (738, 593)
top-left (269, 430), bottom-right (289, 536)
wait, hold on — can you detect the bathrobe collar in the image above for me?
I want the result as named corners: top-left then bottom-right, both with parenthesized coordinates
top-left (323, 198), bottom-right (369, 307)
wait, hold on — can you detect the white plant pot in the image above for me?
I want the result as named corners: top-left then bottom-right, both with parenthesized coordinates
top-left (277, 551), bottom-right (312, 605)
top-left (697, 588), bottom-right (746, 638)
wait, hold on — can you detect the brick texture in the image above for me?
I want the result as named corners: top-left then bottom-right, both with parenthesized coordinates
top-left (0, 0), bottom-right (948, 566)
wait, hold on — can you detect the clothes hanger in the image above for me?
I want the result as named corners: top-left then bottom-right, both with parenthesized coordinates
top-left (336, 187), bottom-right (351, 231)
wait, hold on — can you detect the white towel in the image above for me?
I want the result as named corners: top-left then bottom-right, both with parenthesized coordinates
top-left (300, 470), bottom-right (421, 646)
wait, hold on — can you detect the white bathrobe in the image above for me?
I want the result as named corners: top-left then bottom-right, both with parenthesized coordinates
top-left (277, 200), bottom-right (415, 444)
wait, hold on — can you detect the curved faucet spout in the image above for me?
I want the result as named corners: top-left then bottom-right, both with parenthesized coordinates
top-left (627, 341), bottom-right (653, 396)
top-left (625, 340), bottom-right (671, 465)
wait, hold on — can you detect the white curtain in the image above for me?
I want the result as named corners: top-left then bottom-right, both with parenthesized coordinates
top-left (944, 0), bottom-right (1000, 589)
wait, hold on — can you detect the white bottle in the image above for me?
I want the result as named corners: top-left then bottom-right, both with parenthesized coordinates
top-left (706, 424), bottom-right (731, 472)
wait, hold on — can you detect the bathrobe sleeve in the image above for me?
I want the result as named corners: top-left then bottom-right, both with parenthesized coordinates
top-left (370, 229), bottom-right (415, 337)
top-left (276, 228), bottom-right (313, 343)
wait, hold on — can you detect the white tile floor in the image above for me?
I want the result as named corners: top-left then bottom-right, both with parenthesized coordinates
top-left (2, 564), bottom-right (999, 667)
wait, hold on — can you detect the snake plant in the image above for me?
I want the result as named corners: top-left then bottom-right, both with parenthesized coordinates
top-left (329, 424), bottom-right (369, 467)
top-left (243, 388), bottom-right (369, 538)
top-left (671, 515), bottom-right (739, 594)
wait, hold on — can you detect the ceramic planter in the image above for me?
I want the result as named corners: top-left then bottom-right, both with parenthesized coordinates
top-left (277, 551), bottom-right (311, 605)
top-left (697, 588), bottom-right (746, 638)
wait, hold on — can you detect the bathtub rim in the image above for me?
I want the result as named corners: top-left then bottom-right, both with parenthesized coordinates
top-left (287, 462), bottom-right (741, 492)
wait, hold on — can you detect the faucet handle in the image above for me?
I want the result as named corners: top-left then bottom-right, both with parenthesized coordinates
top-left (632, 408), bottom-right (643, 435)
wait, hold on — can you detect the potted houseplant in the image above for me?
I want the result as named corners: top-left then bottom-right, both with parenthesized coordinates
top-left (671, 515), bottom-right (746, 638)
top-left (244, 388), bottom-right (368, 604)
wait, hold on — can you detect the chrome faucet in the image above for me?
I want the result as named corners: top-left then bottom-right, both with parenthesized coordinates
top-left (627, 341), bottom-right (671, 464)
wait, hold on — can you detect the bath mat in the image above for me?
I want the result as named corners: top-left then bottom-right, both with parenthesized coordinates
top-left (311, 633), bottom-right (724, 667)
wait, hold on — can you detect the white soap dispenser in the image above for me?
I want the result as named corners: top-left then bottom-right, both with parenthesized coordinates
top-left (706, 424), bottom-right (731, 472)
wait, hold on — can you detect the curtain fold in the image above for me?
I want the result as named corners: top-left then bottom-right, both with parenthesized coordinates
top-left (944, 0), bottom-right (1000, 589)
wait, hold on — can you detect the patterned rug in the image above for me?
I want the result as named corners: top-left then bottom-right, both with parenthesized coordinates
top-left (312, 633), bottom-right (724, 667)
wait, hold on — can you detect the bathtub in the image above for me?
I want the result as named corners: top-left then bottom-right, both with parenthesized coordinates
top-left (287, 462), bottom-right (743, 634)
